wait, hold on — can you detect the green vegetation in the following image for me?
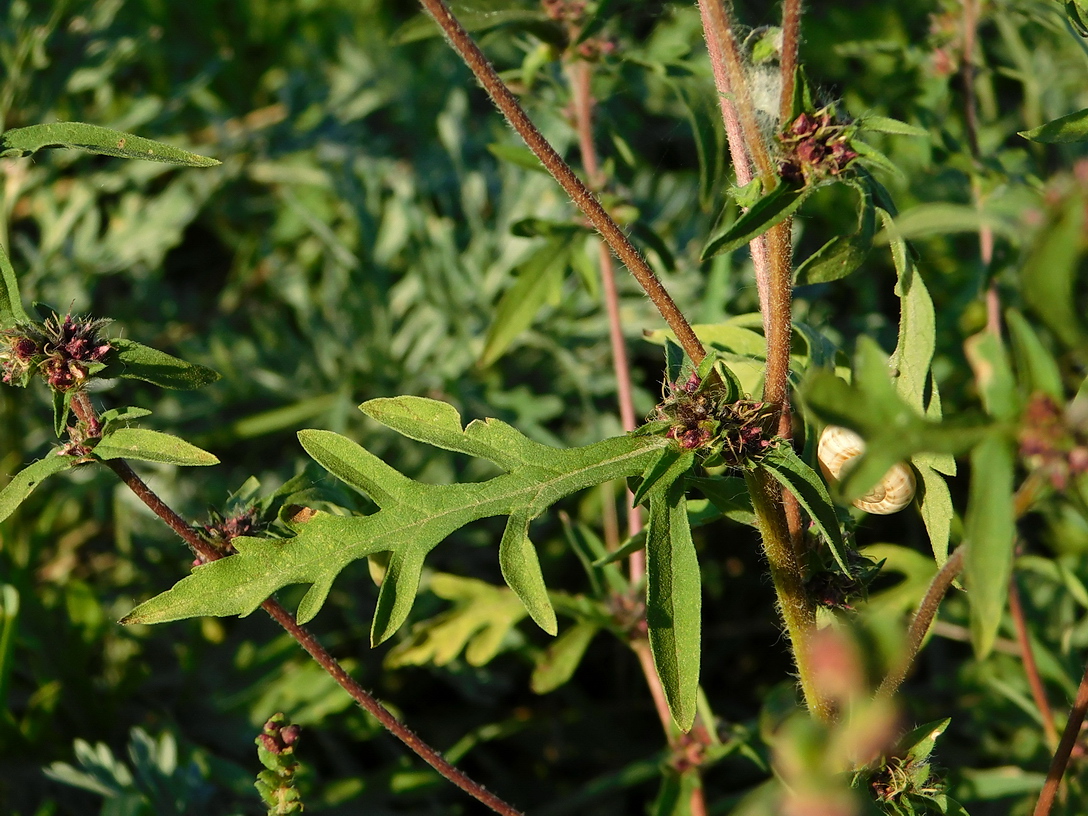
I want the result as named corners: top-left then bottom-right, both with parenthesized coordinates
top-left (2, 0), bottom-right (1088, 813)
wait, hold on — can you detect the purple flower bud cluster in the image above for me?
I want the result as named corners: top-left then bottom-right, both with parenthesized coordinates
top-left (194, 505), bottom-right (262, 563)
top-left (259, 715), bottom-right (301, 755)
top-left (653, 374), bottom-right (775, 466)
top-left (1020, 393), bottom-right (1088, 491)
top-left (778, 108), bottom-right (859, 186)
top-left (1, 313), bottom-right (112, 391)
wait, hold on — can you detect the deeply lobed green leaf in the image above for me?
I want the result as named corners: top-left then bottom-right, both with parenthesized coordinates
top-left (122, 397), bottom-right (667, 647)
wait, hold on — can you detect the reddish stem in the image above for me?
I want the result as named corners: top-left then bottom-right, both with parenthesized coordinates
top-left (72, 392), bottom-right (524, 816)
top-left (779, 0), bottom-right (803, 126)
top-left (1033, 657), bottom-right (1088, 816)
top-left (1009, 576), bottom-right (1059, 750)
top-left (418, 0), bottom-right (706, 366)
top-left (877, 547), bottom-right (966, 699)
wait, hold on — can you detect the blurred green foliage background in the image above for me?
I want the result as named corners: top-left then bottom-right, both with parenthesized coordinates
top-left (1, 0), bottom-right (1087, 813)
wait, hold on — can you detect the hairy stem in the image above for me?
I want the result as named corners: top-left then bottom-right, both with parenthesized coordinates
top-left (701, 1), bottom-right (812, 710)
top-left (779, 0), bottom-right (803, 126)
top-left (699, 0), bottom-right (775, 187)
top-left (746, 469), bottom-right (828, 720)
top-left (1033, 656), bottom-right (1088, 816)
top-left (877, 546), bottom-right (966, 700)
top-left (418, 0), bottom-right (705, 365)
top-left (71, 392), bottom-right (524, 816)
top-left (697, 0), bottom-right (770, 331)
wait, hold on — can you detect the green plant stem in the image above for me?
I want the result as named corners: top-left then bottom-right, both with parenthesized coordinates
top-left (1033, 655), bottom-right (1088, 816)
top-left (1009, 576), bottom-right (1060, 751)
top-left (70, 392), bottom-right (525, 816)
top-left (745, 469), bottom-right (829, 720)
top-left (876, 546), bottom-right (966, 700)
top-left (418, 0), bottom-right (705, 366)
top-left (779, 0), bottom-right (802, 126)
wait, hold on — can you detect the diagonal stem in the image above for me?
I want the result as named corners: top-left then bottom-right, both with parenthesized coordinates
top-left (71, 391), bottom-right (524, 816)
top-left (417, 0), bottom-right (706, 366)
top-left (1033, 657), bottom-right (1088, 816)
top-left (877, 546), bottom-right (966, 700)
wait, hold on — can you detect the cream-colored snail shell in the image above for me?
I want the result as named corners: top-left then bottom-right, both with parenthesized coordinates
top-left (817, 425), bottom-right (916, 515)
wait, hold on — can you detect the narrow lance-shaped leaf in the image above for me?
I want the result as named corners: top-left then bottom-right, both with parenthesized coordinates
top-left (1005, 308), bottom-right (1064, 402)
top-left (92, 429), bottom-right (219, 467)
top-left (1019, 108), bottom-right (1088, 143)
top-left (99, 339), bottom-right (220, 390)
top-left (650, 768), bottom-right (702, 816)
top-left (122, 398), bottom-right (668, 648)
top-left (0, 244), bottom-right (29, 329)
top-left (964, 330), bottom-right (1020, 422)
top-left (646, 479), bottom-right (701, 732)
top-left (964, 435), bottom-right (1016, 658)
top-left (916, 464), bottom-right (954, 566)
top-left (858, 115), bottom-right (929, 137)
top-left (794, 180), bottom-right (875, 286)
top-left (1020, 194), bottom-right (1088, 352)
top-left (702, 183), bottom-right (809, 260)
top-left (762, 444), bottom-right (849, 573)
top-left (0, 123), bottom-right (220, 166)
top-left (632, 447), bottom-right (694, 508)
top-left (0, 454), bottom-right (77, 523)
top-left (478, 239), bottom-right (570, 368)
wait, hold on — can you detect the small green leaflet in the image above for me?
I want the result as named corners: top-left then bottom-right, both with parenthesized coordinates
top-left (702, 183), bottom-right (809, 260)
top-left (0, 244), bottom-right (30, 329)
top-left (122, 397), bottom-right (668, 648)
top-left (0, 123), bottom-right (220, 166)
top-left (794, 180), bottom-right (875, 285)
top-left (384, 574), bottom-right (528, 669)
top-left (1019, 108), bottom-right (1088, 143)
top-left (531, 621), bottom-right (601, 694)
top-left (92, 428), bottom-right (219, 467)
top-left (99, 339), bottom-right (220, 390)
top-left (761, 444), bottom-right (849, 573)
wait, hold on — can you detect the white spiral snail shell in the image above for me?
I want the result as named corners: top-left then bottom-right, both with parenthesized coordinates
top-left (817, 425), bottom-right (916, 515)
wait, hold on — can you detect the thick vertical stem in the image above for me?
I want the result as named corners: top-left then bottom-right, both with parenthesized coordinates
top-left (746, 470), bottom-right (828, 720)
top-left (699, 0), bottom-right (776, 187)
top-left (698, 0), bottom-right (771, 332)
